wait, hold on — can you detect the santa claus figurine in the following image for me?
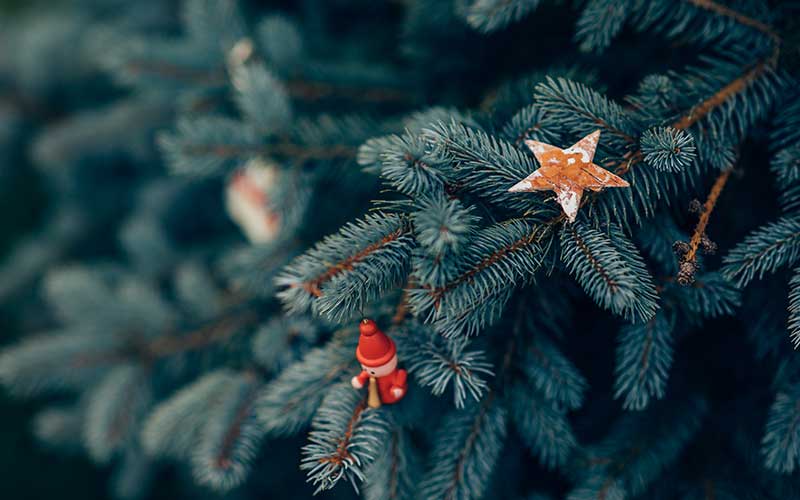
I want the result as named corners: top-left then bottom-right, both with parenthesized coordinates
top-left (350, 319), bottom-right (408, 408)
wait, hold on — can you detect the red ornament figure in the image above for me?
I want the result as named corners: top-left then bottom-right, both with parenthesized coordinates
top-left (350, 319), bottom-right (408, 408)
top-left (225, 158), bottom-right (281, 244)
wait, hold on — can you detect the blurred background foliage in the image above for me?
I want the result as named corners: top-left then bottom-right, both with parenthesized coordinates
top-left (0, 0), bottom-right (797, 499)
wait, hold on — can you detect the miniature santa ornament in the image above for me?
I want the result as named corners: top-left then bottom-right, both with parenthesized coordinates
top-left (225, 158), bottom-right (281, 244)
top-left (350, 319), bottom-right (408, 409)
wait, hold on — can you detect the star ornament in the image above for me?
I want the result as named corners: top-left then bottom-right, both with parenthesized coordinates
top-left (508, 130), bottom-right (629, 222)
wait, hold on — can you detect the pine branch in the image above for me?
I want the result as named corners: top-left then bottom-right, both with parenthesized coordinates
top-left (675, 167), bottom-right (733, 286)
top-left (762, 386), bottom-right (800, 473)
top-left (428, 223), bottom-right (544, 308)
top-left (535, 77), bottom-right (639, 147)
top-left (300, 384), bottom-right (390, 494)
top-left (144, 304), bottom-right (259, 359)
top-left (413, 194), bottom-right (478, 257)
top-left (182, 141), bottom-right (355, 161)
top-left (614, 312), bottom-right (674, 411)
top-left (323, 400), bottom-right (367, 466)
top-left (312, 229), bottom-right (404, 299)
top-left (251, 316), bottom-right (321, 372)
top-left (423, 120), bottom-right (540, 212)
top-left (672, 61), bottom-right (771, 131)
top-left (278, 213), bottom-right (414, 320)
top-left (411, 219), bottom-right (546, 337)
top-left (520, 333), bottom-right (587, 411)
top-left (125, 61), bottom-right (414, 103)
top-left (210, 386), bottom-right (257, 471)
top-left (506, 107), bottom-right (544, 147)
top-left (85, 365), bottom-right (152, 464)
top-left (560, 222), bottom-right (659, 323)
top-left (463, 0), bottom-right (542, 33)
top-left (406, 332), bottom-right (493, 408)
top-left (448, 396), bottom-right (493, 496)
top-left (419, 394), bottom-right (507, 500)
top-left (616, 60), bottom-right (773, 176)
top-left (670, 272), bottom-right (741, 319)
top-left (366, 135), bottom-right (446, 196)
top-left (510, 382), bottom-right (577, 469)
top-left (639, 127), bottom-right (697, 173)
top-left (509, 299), bottom-right (579, 468)
top-left (685, 0), bottom-right (781, 48)
top-left (125, 60), bottom-right (226, 85)
top-left (363, 429), bottom-right (418, 500)
top-left (192, 373), bottom-right (264, 491)
top-left (142, 371), bottom-right (240, 459)
top-left (0, 331), bottom-right (127, 396)
top-left (789, 269), bottom-right (800, 349)
top-left (256, 341), bottom-right (354, 436)
top-left (722, 216), bottom-right (800, 287)
top-left (569, 397), bottom-right (707, 499)
top-left (575, 0), bottom-right (632, 53)
top-left (285, 79), bottom-right (415, 104)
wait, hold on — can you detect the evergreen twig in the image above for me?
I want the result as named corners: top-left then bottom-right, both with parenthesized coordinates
top-left (676, 167), bottom-right (733, 285)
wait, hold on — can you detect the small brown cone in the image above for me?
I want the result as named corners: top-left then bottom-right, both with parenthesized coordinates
top-left (367, 377), bottom-right (381, 409)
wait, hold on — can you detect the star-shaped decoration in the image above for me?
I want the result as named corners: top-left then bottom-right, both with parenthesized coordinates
top-left (508, 130), bottom-right (629, 222)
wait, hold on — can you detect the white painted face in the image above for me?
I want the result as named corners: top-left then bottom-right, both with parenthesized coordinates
top-left (362, 354), bottom-right (398, 377)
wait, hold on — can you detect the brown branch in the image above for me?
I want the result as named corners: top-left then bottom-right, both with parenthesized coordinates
top-left (685, 168), bottom-right (731, 263)
top-left (579, 444), bottom-right (645, 495)
top-left (106, 372), bottom-right (142, 443)
top-left (318, 397), bottom-right (368, 466)
top-left (528, 339), bottom-right (572, 388)
top-left (182, 142), bottom-right (356, 162)
top-left (553, 102), bottom-right (638, 146)
top-left (614, 59), bottom-right (768, 177)
top-left (392, 292), bottom-right (411, 325)
top-left (215, 377), bottom-right (260, 470)
top-left (67, 302), bottom-right (259, 370)
top-left (567, 224), bottom-right (619, 293)
top-left (441, 301), bottom-right (522, 498)
top-left (392, 277), bottom-right (415, 325)
top-left (70, 352), bottom-right (128, 370)
top-left (676, 167), bottom-right (732, 285)
top-left (638, 318), bottom-right (656, 382)
top-left (291, 227), bottom-right (408, 298)
top-left (612, 0), bottom-right (782, 179)
top-left (145, 309), bottom-right (259, 358)
top-left (446, 392), bottom-right (495, 499)
top-left (279, 362), bottom-right (351, 416)
top-left (671, 61), bottom-right (769, 131)
top-left (126, 61), bottom-right (227, 85)
top-left (429, 228), bottom-right (541, 307)
top-left (126, 61), bottom-right (414, 104)
top-left (285, 80), bottom-right (414, 104)
top-left (685, 0), bottom-right (781, 46)
top-left (514, 122), bottom-right (543, 146)
top-left (611, 150), bottom-right (643, 176)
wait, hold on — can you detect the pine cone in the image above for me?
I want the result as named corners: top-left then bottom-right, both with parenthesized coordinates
top-left (673, 240), bottom-right (691, 257)
top-left (700, 233), bottom-right (717, 254)
top-left (676, 260), bottom-right (698, 286)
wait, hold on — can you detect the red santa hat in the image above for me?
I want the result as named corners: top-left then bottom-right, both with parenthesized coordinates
top-left (356, 319), bottom-right (396, 367)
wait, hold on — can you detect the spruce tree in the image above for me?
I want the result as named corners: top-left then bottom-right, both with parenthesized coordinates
top-left (1, 1), bottom-right (800, 499)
